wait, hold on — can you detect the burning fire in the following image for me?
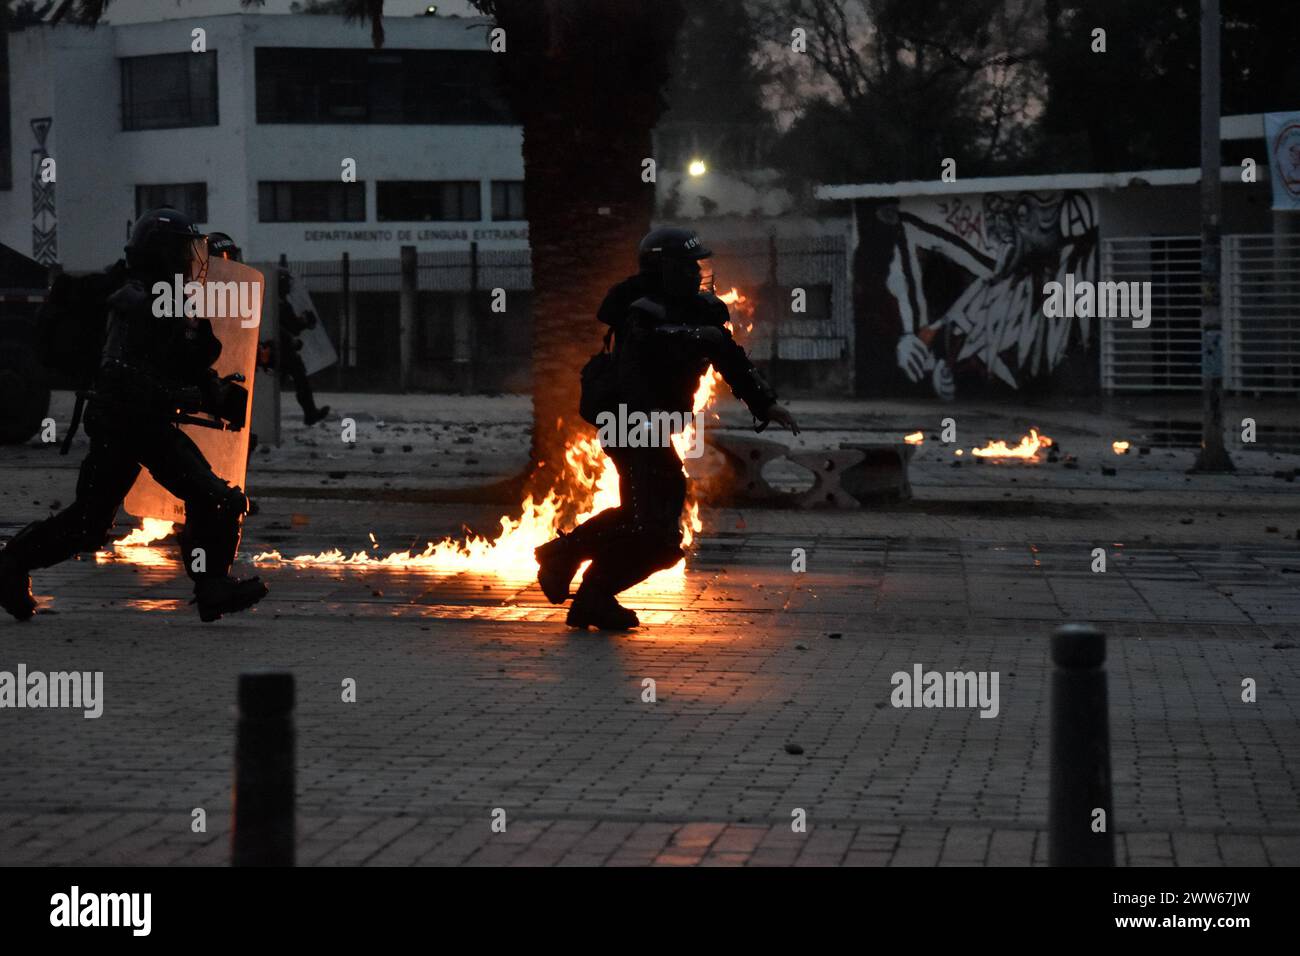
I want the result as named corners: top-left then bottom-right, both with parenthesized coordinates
top-left (112, 518), bottom-right (175, 548)
top-left (903, 431), bottom-right (924, 445)
top-left (252, 292), bottom-right (745, 598)
top-left (96, 517), bottom-right (176, 568)
top-left (718, 287), bottom-right (755, 335)
top-left (971, 428), bottom-right (1054, 460)
top-left (1112, 440), bottom-right (1131, 455)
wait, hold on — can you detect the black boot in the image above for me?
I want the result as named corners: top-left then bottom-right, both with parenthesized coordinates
top-left (566, 582), bottom-right (639, 630)
top-left (193, 575), bottom-right (268, 623)
top-left (535, 531), bottom-right (584, 605)
top-left (304, 405), bottom-right (330, 426)
top-left (0, 557), bottom-right (37, 622)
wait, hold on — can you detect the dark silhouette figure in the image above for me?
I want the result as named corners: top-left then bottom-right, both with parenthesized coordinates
top-left (535, 227), bottom-right (799, 630)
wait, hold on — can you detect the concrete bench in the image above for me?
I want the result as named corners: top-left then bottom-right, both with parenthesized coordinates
top-left (704, 433), bottom-right (915, 508)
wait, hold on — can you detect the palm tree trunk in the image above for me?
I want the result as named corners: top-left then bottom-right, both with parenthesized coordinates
top-left (522, 116), bottom-right (650, 497)
top-left (484, 0), bottom-right (685, 501)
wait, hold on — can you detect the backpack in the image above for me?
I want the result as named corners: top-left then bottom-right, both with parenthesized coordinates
top-left (579, 326), bottom-right (618, 427)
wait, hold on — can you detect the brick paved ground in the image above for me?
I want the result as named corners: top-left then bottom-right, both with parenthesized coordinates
top-left (1, 395), bottom-right (1298, 866)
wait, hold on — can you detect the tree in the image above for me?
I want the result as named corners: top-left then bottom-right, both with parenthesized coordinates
top-left (655, 0), bottom-right (774, 174)
top-left (53, 0), bottom-right (686, 506)
top-left (754, 0), bottom-right (1046, 186)
top-left (469, 1), bottom-right (685, 505)
top-left (1041, 0), bottom-right (1300, 172)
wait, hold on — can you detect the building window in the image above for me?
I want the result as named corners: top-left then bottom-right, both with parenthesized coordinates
top-left (122, 53), bottom-right (218, 131)
top-left (491, 181), bottom-right (525, 221)
top-left (255, 48), bottom-right (513, 125)
top-left (135, 183), bottom-right (209, 223)
top-left (258, 181), bottom-right (365, 222)
top-left (377, 181), bottom-right (480, 222)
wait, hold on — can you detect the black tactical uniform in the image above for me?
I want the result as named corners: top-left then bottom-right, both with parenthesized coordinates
top-left (535, 227), bottom-right (783, 630)
top-left (0, 208), bottom-right (267, 623)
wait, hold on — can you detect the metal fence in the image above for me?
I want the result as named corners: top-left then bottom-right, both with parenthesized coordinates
top-left (1224, 234), bottom-right (1300, 393)
top-left (1101, 233), bottom-right (1300, 394)
top-left (281, 234), bottom-right (852, 394)
top-left (708, 234), bottom-right (851, 364)
top-left (1100, 236), bottom-right (1204, 392)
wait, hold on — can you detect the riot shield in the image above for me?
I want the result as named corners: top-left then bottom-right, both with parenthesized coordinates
top-left (287, 275), bottom-right (337, 375)
top-left (123, 257), bottom-right (263, 523)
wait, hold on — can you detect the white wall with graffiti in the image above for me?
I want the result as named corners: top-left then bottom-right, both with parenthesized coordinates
top-left (856, 190), bottom-right (1099, 399)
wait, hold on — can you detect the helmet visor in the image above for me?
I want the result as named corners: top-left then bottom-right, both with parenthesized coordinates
top-left (698, 257), bottom-right (715, 294)
top-left (186, 236), bottom-right (210, 283)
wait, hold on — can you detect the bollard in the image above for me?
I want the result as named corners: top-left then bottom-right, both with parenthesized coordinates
top-left (1048, 624), bottom-right (1115, 866)
top-left (232, 670), bottom-right (295, 866)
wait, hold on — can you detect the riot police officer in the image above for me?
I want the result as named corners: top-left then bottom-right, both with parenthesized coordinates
top-left (276, 268), bottom-right (329, 427)
top-left (0, 208), bottom-right (268, 623)
top-left (535, 227), bottom-right (798, 630)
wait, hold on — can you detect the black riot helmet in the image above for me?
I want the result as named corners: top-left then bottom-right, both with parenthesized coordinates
top-left (125, 207), bottom-right (208, 282)
top-left (207, 231), bottom-right (242, 263)
top-left (638, 226), bottom-right (715, 299)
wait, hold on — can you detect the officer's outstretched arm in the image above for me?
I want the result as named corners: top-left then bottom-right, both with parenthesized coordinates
top-left (699, 326), bottom-right (780, 424)
top-left (695, 326), bottom-right (799, 433)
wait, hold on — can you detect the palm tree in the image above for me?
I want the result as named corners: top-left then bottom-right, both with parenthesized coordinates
top-left (470, 1), bottom-right (684, 501)
top-left (58, 0), bottom-right (685, 506)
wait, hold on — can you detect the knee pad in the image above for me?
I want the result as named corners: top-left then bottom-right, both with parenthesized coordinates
top-left (217, 484), bottom-right (249, 518)
top-left (70, 506), bottom-right (118, 553)
top-left (182, 484), bottom-right (247, 539)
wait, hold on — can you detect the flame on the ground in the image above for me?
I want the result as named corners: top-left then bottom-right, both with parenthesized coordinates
top-left (96, 518), bottom-right (176, 567)
top-left (904, 431), bottom-right (924, 445)
top-left (254, 291), bottom-right (744, 599)
top-left (971, 428), bottom-right (1054, 460)
top-left (1112, 440), bottom-right (1131, 454)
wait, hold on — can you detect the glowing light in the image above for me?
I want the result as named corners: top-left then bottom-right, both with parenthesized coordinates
top-left (112, 518), bottom-right (175, 548)
top-left (688, 159), bottom-right (708, 177)
top-left (904, 431), bottom-right (924, 445)
top-left (96, 518), bottom-right (177, 569)
top-left (971, 429), bottom-right (1054, 460)
top-left (1112, 440), bottom-right (1131, 455)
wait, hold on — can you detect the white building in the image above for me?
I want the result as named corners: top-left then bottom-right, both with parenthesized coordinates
top-left (1, 11), bottom-right (527, 271)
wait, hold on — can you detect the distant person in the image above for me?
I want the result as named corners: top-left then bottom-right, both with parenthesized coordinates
top-left (207, 231), bottom-right (240, 263)
top-left (276, 267), bottom-right (329, 426)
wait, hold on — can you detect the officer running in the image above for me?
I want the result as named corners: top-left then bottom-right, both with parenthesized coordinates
top-left (534, 227), bottom-right (798, 630)
top-left (275, 267), bottom-right (329, 427)
top-left (0, 208), bottom-right (268, 623)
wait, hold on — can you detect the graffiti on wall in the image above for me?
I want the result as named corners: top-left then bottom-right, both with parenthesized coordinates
top-left (31, 117), bottom-right (57, 265)
top-left (882, 190), bottom-right (1097, 398)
